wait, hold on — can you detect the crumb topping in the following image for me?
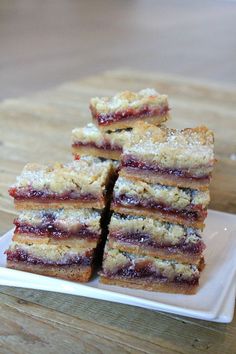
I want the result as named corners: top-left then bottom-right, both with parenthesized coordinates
top-left (109, 213), bottom-right (201, 244)
top-left (72, 123), bottom-right (131, 147)
top-left (113, 177), bottom-right (210, 209)
top-left (123, 123), bottom-right (214, 169)
top-left (11, 156), bottom-right (114, 196)
top-left (90, 89), bottom-right (168, 114)
top-left (8, 241), bottom-right (93, 262)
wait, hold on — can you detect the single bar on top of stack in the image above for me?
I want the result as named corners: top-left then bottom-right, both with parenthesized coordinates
top-left (6, 156), bottom-right (116, 282)
top-left (100, 122), bottom-right (214, 294)
top-left (72, 88), bottom-right (170, 160)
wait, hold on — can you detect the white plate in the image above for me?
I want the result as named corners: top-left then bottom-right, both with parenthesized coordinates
top-left (0, 210), bottom-right (235, 323)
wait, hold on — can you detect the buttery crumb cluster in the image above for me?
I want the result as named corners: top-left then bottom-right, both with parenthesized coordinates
top-left (6, 88), bottom-right (214, 295)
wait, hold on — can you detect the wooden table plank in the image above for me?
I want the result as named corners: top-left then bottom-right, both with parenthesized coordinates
top-left (0, 69), bottom-right (236, 353)
top-left (0, 286), bottom-right (235, 354)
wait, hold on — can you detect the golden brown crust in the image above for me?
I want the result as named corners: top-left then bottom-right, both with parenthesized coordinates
top-left (130, 123), bottom-right (214, 147)
top-left (72, 145), bottom-right (121, 161)
top-left (7, 261), bottom-right (93, 282)
top-left (108, 240), bottom-right (203, 264)
top-left (119, 169), bottom-right (210, 191)
top-left (15, 199), bottom-right (105, 211)
top-left (94, 114), bottom-right (169, 132)
top-left (100, 276), bottom-right (198, 295)
top-left (13, 233), bottom-right (99, 249)
top-left (111, 204), bottom-right (205, 229)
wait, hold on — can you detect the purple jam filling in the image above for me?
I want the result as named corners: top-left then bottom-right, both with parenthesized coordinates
top-left (91, 105), bottom-right (169, 126)
top-left (121, 155), bottom-right (210, 181)
top-left (109, 231), bottom-right (205, 255)
top-left (72, 141), bottom-right (122, 152)
top-left (15, 223), bottom-right (99, 239)
top-left (113, 195), bottom-right (206, 222)
top-left (6, 248), bottom-right (93, 266)
top-left (103, 262), bottom-right (199, 285)
top-left (9, 187), bottom-right (99, 202)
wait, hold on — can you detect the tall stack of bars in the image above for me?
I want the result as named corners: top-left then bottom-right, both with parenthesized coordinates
top-left (6, 157), bottom-right (116, 282)
top-left (100, 122), bottom-right (214, 294)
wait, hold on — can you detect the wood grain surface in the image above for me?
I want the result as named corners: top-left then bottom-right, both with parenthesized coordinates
top-left (0, 69), bottom-right (236, 353)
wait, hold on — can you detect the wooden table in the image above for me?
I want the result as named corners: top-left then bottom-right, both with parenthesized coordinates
top-left (0, 69), bottom-right (235, 353)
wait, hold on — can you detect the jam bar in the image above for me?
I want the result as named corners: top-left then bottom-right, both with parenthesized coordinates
top-left (14, 209), bottom-right (102, 243)
top-left (9, 157), bottom-right (116, 210)
top-left (100, 248), bottom-right (204, 294)
top-left (6, 240), bottom-right (96, 281)
top-left (108, 213), bottom-right (205, 264)
top-left (111, 176), bottom-right (210, 229)
top-left (90, 88), bottom-right (170, 131)
top-left (120, 123), bottom-right (215, 190)
top-left (72, 123), bottom-right (131, 160)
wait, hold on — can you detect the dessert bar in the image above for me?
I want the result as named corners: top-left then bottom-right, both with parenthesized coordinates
top-left (111, 176), bottom-right (210, 228)
top-left (9, 157), bottom-right (116, 210)
top-left (120, 123), bottom-right (214, 190)
top-left (108, 213), bottom-right (205, 263)
top-left (90, 88), bottom-right (170, 131)
top-left (100, 248), bottom-right (204, 294)
top-left (6, 240), bottom-right (96, 281)
top-left (72, 123), bottom-right (131, 160)
top-left (14, 209), bottom-right (102, 242)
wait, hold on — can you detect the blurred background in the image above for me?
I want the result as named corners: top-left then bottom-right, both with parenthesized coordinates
top-left (0, 0), bottom-right (235, 99)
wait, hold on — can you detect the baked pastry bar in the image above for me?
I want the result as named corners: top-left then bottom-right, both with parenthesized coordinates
top-left (120, 123), bottom-right (215, 190)
top-left (108, 213), bottom-right (205, 264)
top-left (100, 248), bottom-right (204, 294)
top-left (9, 157), bottom-right (116, 210)
top-left (14, 209), bottom-right (102, 244)
top-left (72, 123), bottom-right (131, 160)
top-left (111, 176), bottom-right (210, 229)
top-left (6, 239), bottom-right (96, 282)
top-left (90, 88), bottom-right (170, 131)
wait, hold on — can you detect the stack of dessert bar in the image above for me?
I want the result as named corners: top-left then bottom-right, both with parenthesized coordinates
top-left (5, 87), bottom-right (215, 295)
top-left (100, 122), bottom-right (214, 294)
top-left (6, 157), bottom-right (116, 281)
top-left (72, 89), bottom-right (170, 160)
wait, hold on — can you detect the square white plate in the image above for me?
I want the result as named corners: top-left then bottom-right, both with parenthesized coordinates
top-left (0, 210), bottom-right (235, 323)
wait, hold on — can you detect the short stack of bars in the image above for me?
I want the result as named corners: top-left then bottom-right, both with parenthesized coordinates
top-left (100, 122), bottom-right (214, 294)
top-left (72, 88), bottom-right (170, 160)
top-left (6, 157), bottom-right (116, 281)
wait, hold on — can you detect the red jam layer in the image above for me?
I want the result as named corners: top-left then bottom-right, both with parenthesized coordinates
top-left (91, 105), bottom-right (169, 126)
top-left (14, 223), bottom-right (100, 240)
top-left (102, 261), bottom-right (199, 286)
top-left (113, 195), bottom-right (207, 222)
top-left (121, 155), bottom-right (210, 181)
top-left (6, 249), bottom-right (94, 266)
top-left (72, 141), bottom-right (122, 152)
top-left (109, 232), bottom-right (205, 255)
top-left (9, 187), bottom-right (99, 202)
